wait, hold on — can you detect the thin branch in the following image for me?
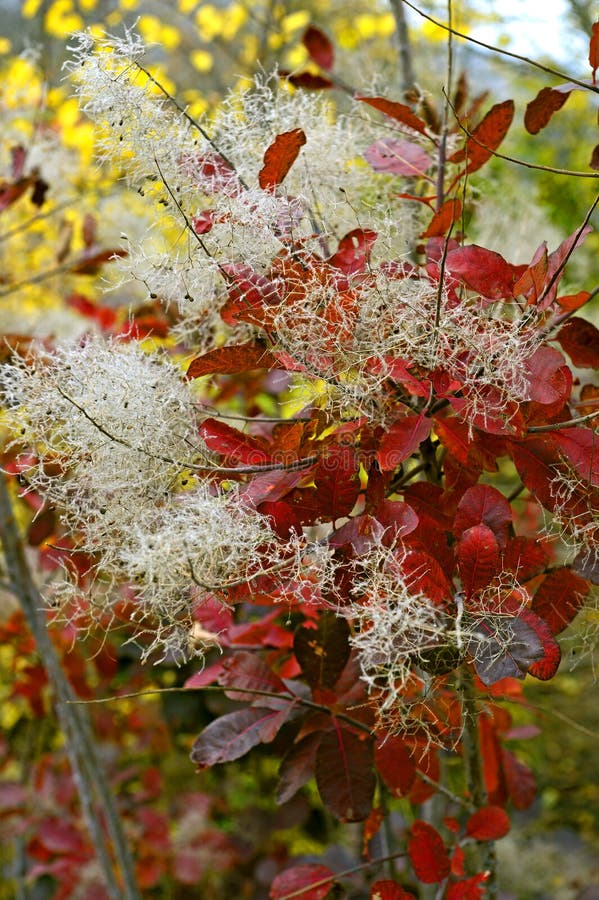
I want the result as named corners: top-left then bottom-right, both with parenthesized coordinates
top-left (400, 0), bottom-right (599, 94)
top-left (66, 683), bottom-right (375, 737)
top-left (55, 384), bottom-right (318, 476)
top-left (0, 201), bottom-right (70, 244)
top-left (528, 411), bottom-right (599, 433)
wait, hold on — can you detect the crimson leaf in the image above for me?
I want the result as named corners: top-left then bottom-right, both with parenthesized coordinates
top-left (408, 821), bottom-right (451, 883)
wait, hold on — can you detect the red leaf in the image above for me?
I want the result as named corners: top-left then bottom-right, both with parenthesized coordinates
top-left (445, 244), bottom-right (526, 300)
top-left (219, 651), bottom-right (289, 701)
top-left (502, 536), bottom-right (550, 582)
top-left (449, 99), bottom-right (515, 173)
top-left (271, 864), bottom-right (335, 900)
top-left (187, 342), bottom-right (278, 379)
top-left (370, 880), bottom-right (416, 899)
top-left (311, 445), bottom-right (361, 519)
top-left (377, 414), bottom-right (431, 471)
top-left (420, 199), bottom-right (462, 238)
top-left (303, 25), bottom-right (334, 71)
top-left (220, 263), bottom-right (281, 326)
top-left (524, 86), bottom-right (571, 134)
top-left (190, 707), bottom-right (289, 768)
top-left (408, 821), bottom-right (451, 884)
top-left (365, 138), bottom-right (432, 176)
top-left (522, 346), bottom-right (572, 405)
top-left (374, 734), bottom-right (416, 797)
top-left (259, 129), bottom-right (307, 191)
top-left (531, 568), bottom-right (589, 635)
top-left (556, 291), bottom-right (592, 311)
top-left (466, 805), bottom-right (511, 840)
top-left (402, 549), bottom-right (453, 605)
top-left (356, 95), bottom-right (428, 136)
top-left (538, 225), bottom-right (592, 308)
top-left (328, 228), bottom-right (377, 274)
top-left (453, 484), bottom-right (512, 548)
top-left (277, 733), bottom-right (320, 804)
top-left (458, 525), bottom-right (500, 599)
top-left (590, 144), bottom-right (599, 171)
top-left (501, 747), bottom-right (536, 809)
top-left (553, 427), bottom-right (599, 486)
top-left (556, 317), bottom-right (599, 369)
top-left (445, 874), bottom-right (489, 899)
top-left (199, 417), bottom-right (273, 465)
top-left (517, 608), bottom-right (561, 680)
top-left (294, 612), bottom-right (351, 690)
top-left (590, 21), bottom-right (599, 83)
top-left (38, 819), bottom-right (86, 856)
top-left (316, 727), bottom-right (375, 821)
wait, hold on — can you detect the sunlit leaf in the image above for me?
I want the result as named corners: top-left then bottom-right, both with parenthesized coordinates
top-left (259, 129), bottom-right (307, 191)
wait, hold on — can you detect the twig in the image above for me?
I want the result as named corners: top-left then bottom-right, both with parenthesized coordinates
top-left (400, 0), bottom-right (599, 95)
top-left (389, 0), bottom-right (416, 94)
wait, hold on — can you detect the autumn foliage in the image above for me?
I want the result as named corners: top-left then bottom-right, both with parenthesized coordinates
top-left (0, 10), bottom-right (598, 900)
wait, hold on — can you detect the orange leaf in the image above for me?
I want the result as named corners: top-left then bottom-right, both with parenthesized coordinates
top-left (420, 198), bottom-right (462, 238)
top-left (524, 87), bottom-right (571, 135)
top-left (449, 100), bottom-right (514, 173)
top-left (258, 129), bottom-right (307, 191)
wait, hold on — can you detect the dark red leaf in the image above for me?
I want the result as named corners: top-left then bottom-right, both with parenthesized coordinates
top-left (190, 707), bottom-right (288, 768)
top-left (259, 129), bottom-right (307, 191)
top-left (590, 21), bottom-right (599, 83)
top-left (377, 414), bottom-right (431, 471)
top-left (556, 317), bottom-right (599, 369)
top-left (187, 342), bottom-right (278, 379)
top-left (356, 95), bottom-right (428, 136)
top-left (294, 611), bottom-right (351, 690)
top-left (374, 734), bottom-right (416, 797)
top-left (531, 568), bottom-right (589, 635)
top-left (458, 525), bottom-right (500, 599)
top-left (370, 880), bottom-right (416, 899)
top-left (316, 727), bottom-right (375, 821)
top-left (590, 144), bottom-right (599, 170)
top-left (312, 445), bottom-right (361, 519)
top-left (408, 821), bottom-right (451, 884)
top-left (445, 244), bottom-right (526, 300)
top-left (449, 100), bottom-right (515, 173)
top-left (199, 417), bottom-right (273, 465)
top-left (219, 651), bottom-right (289, 702)
top-left (466, 805), bottom-right (511, 840)
top-left (70, 247), bottom-right (127, 275)
top-left (277, 733), bottom-right (320, 804)
top-left (501, 747), bottom-right (536, 809)
top-left (420, 198), bottom-right (462, 238)
top-left (524, 86), bottom-right (571, 134)
top-left (303, 25), bottom-right (334, 71)
top-left (365, 138), bottom-right (432, 176)
top-left (281, 71), bottom-right (334, 89)
top-left (453, 484), bottom-right (512, 548)
top-left (270, 863), bottom-right (335, 900)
